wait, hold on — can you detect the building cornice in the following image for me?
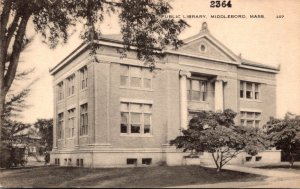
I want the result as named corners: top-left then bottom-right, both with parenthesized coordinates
top-left (49, 31), bottom-right (280, 75)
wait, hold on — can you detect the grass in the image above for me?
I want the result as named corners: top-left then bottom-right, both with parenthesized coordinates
top-left (0, 165), bottom-right (265, 188)
top-left (255, 164), bottom-right (300, 174)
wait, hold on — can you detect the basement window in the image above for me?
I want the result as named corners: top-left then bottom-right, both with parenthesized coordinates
top-left (142, 158), bottom-right (152, 165)
top-left (76, 159), bottom-right (84, 167)
top-left (127, 158), bottom-right (138, 165)
top-left (245, 156), bottom-right (252, 162)
top-left (255, 156), bottom-right (262, 161)
top-left (55, 158), bottom-right (60, 165)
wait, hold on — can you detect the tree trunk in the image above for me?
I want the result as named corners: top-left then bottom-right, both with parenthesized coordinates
top-left (289, 144), bottom-right (294, 168)
top-left (0, 90), bottom-right (6, 157)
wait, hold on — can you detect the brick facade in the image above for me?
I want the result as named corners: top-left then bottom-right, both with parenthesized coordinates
top-left (50, 23), bottom-right (280, 167)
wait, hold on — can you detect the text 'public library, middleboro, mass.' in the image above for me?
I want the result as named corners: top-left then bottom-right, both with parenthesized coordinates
top-left (49, 23), bottom-right (281, 167)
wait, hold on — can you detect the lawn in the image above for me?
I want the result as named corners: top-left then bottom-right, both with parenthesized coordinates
top-left (0, 165), bottom-right (265, 188)
top-left (255, 164), bottom-right (300, 175)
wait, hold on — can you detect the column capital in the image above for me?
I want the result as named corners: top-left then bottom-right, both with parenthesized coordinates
top-left (215, 76), bottom-right (228, 83)
top-left (179, 70), bottom-right (191, 78)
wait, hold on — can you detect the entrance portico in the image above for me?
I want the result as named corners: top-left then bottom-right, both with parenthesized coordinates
top-left (179, 71), bottom-right (226, 129)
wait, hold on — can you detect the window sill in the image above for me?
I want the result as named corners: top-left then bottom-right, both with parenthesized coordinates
top-left (79, 135), bottom-right (88, 138)
top-left (188, 100), bottom-right (209, 104)
top-left (120, 133), bottom-right (153, 137)
top-left (66, 137), bottom-right (75, 140)
top-left (119, 86), bottom-right (154, 92)
top-left (240, 98), bottom-right (262, 103)
top-left (57, 100), bottom-right (64, 103)
top-left (57, 139), bottom-right (64, 141)
top-left (66, 94), bottom-right (76, 99)
top-left (80, 88), bottom-right (88, 93)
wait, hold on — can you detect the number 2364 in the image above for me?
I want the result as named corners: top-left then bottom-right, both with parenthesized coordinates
top-left (210, 0), bottom-right (232, 8)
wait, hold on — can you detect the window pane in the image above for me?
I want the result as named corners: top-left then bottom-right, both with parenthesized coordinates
top-left (120, 103), bottom-right (129, 111)
top-left (131, 125), bottom-right (140, 133)
top-left (246, 91), bottom-right (252, 99)
top-left (240, 112), bottom-right (246, 118)
top-left (144, 125), bottom-right (151, 134)
top-left (143, 69), bottom-right (152, 78)
top-left (241, 119), bottom-right (245, 126)
top-left (130, 104), bottom-right (142, 112)
top-left (246, 83), bottom-right (252, 90)
top-left (130, 67), bottom-right (142, 77)
top-left (131, 77), bottom-right (142, 88)
top-left (131, 113), bottom-right (141, 124)
top-left (255, 92), bottom-right (259, 100)
top-left (192, 91), bottom-right (200, 101)
top-left (240, 90), bottom-right (244, 98)
top-left (120, 76), bottom-right (128, 86)
top-left (255, 112), bottom-right (261, 119)
top-left (121, 124), bottom-right (128, 133)
top-left (144, 114), bottom-right (151, 125)
top-left (121, 112), bottom-right (129, 123)
top-left (84, 114), bottom-right (88, 125)
top-left (247, 112), bottom-right (254, 118)
top-left (240, 81), bottom-right (244, 89)
top-left (201, 92), bottom-right (206, 101)
top-left (192, 80), bottom-right (200, 91)
top-left (255, 121), bottom-right (260, 127)
top-left (143, 78), bottom-right (151, 89)
top-left (200, 81), bottom-right (207, 92)
top-left (247, 120), bottom-right (254, 127)
top-left (120, 65), bottom-right (129, 76)
top-left (255, 84), bottom-right (259, 91)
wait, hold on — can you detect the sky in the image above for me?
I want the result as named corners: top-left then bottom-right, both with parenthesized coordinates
top-left (14, 0), bottom-right (300, 123)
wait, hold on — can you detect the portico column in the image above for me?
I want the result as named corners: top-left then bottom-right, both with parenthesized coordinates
top-left (214, 77), bottom-right (225, 111)
top-left (179, 70), bottom-right (191, 130)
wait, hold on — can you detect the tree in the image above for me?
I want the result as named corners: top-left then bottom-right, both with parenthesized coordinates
top-left (264, 112), bottom-right (300, 168)
top-left (33, 118), bottom-right (53, 151)
top-left (0, 0), bottom-right (188, 152)
top-left (170, 109), bottom-right (267, 172)
top-left (0, 87), bottom-right (32, 168)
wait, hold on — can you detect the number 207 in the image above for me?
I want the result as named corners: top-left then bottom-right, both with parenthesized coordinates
top-left (210, 0), bottom-right (232, 8)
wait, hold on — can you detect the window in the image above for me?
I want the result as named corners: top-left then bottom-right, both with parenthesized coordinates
top-left (57, 82), bottom-right (64, 101)
top-left (68, 158), bottom-right (72, 165)
top-left (120, 102), bottom-right (152, 135)
top-left (67, 108), bottom-right (76, 138)
top-left (55, 158), bottom-right (60, 165)
top-left (245, 156), bottom-right (252, 162)
top-left (80, 103), bottom-right (88, 136)
top-left (57, 113), bottom-right (64, 139)
top-left (240, 81), bottom-right (260, 100)
top-left (142, 158), bottom-right (152, 165)
top-left (127, 158), bottom-right (137, 165)
top-left (80, 66), bottom-right (88, 90)
top-left (76, 159), bottom-right (83, 167)
top-left (67, 74), bottom-right (75, 96)
top-left (255, 156), bottom-right (262, 161)
top-left (120, 65), bottom-right (152, 89)
top-left (187, 78), bottom-right (207, 101)
top-left (240, 111), bottom-right (261, 127)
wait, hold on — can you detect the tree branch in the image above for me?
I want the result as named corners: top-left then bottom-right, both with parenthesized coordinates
top-left (5, 11), bottom-right (21, 49)
top-left (0, 0), bottom-right (12, 64)
top-left (4, 13), bottom-right (30, 93)
top-left (222, 151), bottom-right (241, 166)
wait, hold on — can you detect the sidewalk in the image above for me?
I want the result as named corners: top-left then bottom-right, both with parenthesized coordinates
top-left (172, 165), bottom-right (300, 188)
